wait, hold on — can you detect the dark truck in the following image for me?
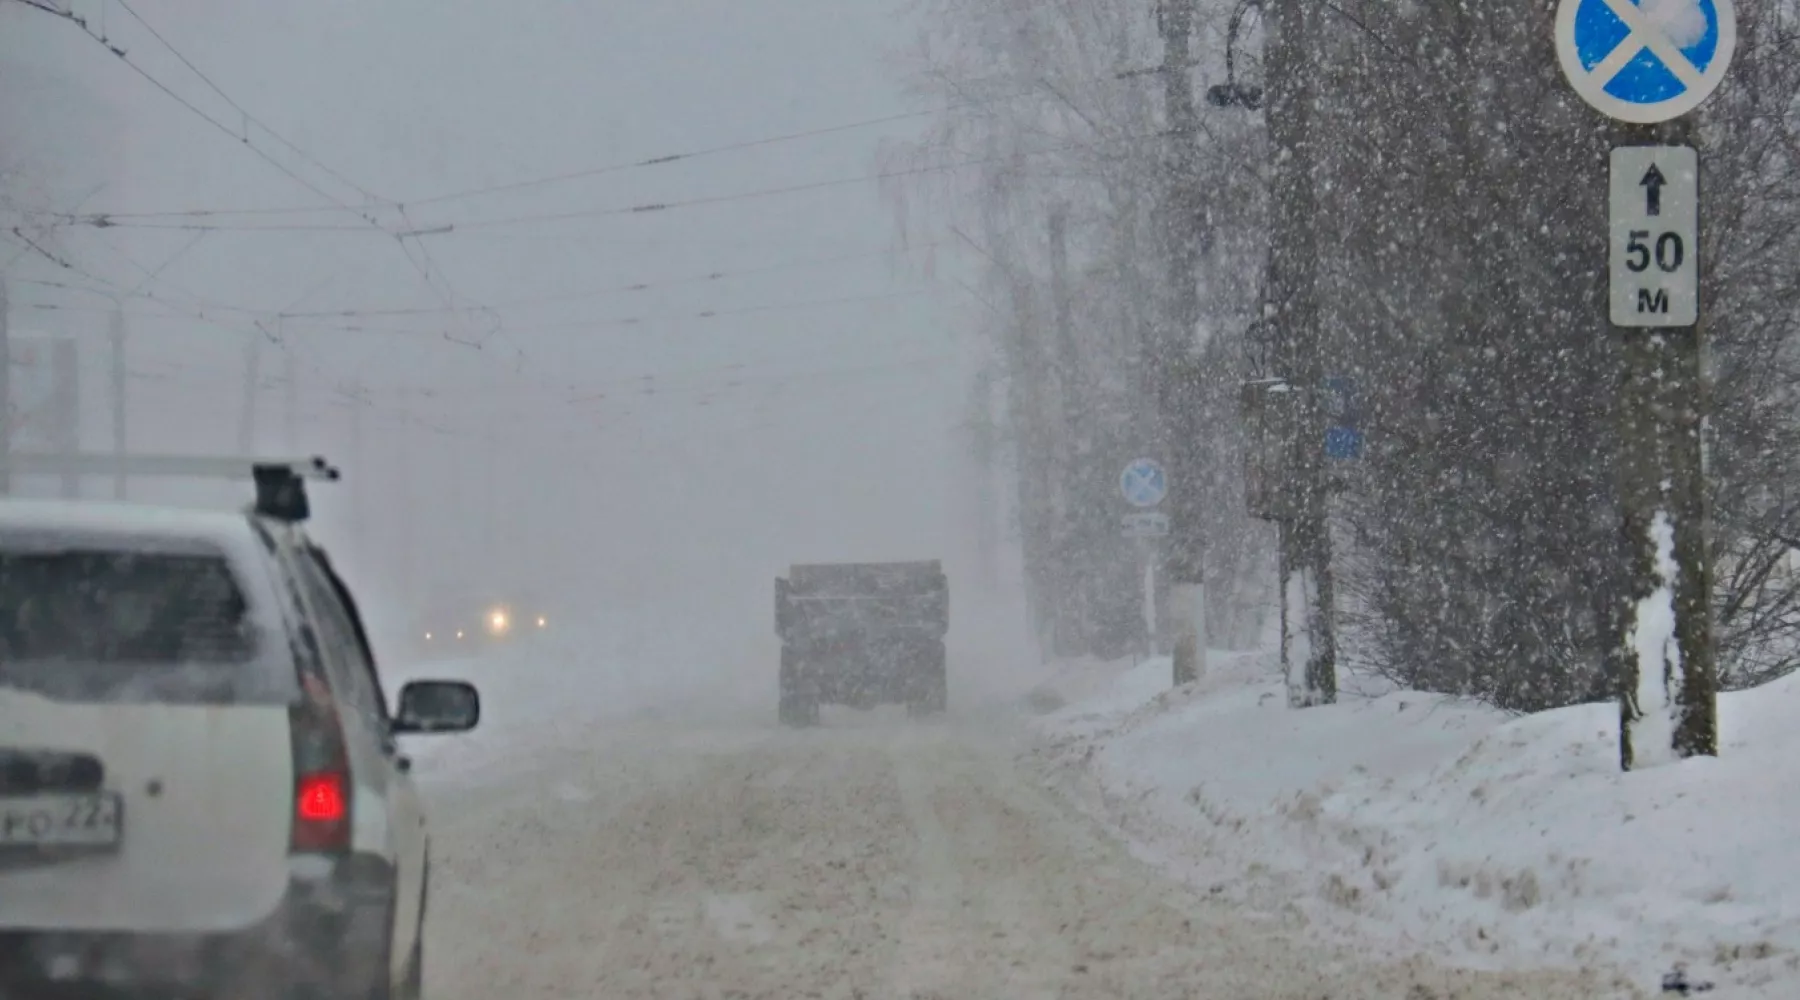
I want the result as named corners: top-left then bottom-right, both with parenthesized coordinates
top-left (774, 561), bottom-right (949, 726)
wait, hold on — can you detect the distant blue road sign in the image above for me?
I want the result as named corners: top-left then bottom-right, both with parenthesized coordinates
top-left (1324, 376), bottom-right (1363, 462)
top-left (1555, 0), bottom-right (1736, 124)
top-left (1325, 427), bottom-right (1364, 462)
top-left (1121, 459), bottom-right (1167, 508)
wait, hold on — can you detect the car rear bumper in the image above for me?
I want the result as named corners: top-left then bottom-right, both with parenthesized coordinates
top-left (0, 853), bottom-right (394, 1000)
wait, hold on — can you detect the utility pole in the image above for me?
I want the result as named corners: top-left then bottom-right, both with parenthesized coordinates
top-left (1265, 0), bottom-right (1337, 707)
top-left (54, 337), bottom-right (78, 500)
top-left (1017, 322), bottom-right (1058, 658)
top-left (1152, 0), bottom-right (1209, 686)
top-left (395, 423), bottom-right (415, 598)
top-left (1606, 123), bottom-right (1718, 769)
top-left (968, 369), bottom-right (1001, 594)
top-left (283, 336), bottom-right (298, 452)
top-left (348, 381), bottom-right (365, 553)
top-left (0, 278), bottom-right (10, 497)
top-left (1047, 205), bottom-right (1091, 653)
top-left (110, 305), bottom-right (126, 499)
top-left (981, 219), bottom-right (1057, 657)
top-left (1117, 196), bottom-right (1166, 661)
top-left (1547, 0), bottom-right (1729, 768)
top-left (238, 333), bottom-right (262, 456)
top-left (483, 420), bottom-right (497, 571)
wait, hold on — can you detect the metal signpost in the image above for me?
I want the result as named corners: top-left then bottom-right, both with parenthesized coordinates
top-left (1555, 0), bottom-right (1732, 769)
top-left (1120, 459), bottom-right (1169, 658)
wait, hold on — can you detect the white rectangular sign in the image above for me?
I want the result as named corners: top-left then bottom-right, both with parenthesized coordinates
top-left (1121, 512), bottom-right (1170, 540)
top-left (1610, 146), bottom-right (1698, 328)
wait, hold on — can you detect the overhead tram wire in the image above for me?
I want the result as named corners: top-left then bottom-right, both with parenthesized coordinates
top-left (110, 0), bottom-right (392, 206)
top-left (12, 6), bottom-right (996, 366)
top-left (17, 276), bottom-right (936, 343)
top-left (400, 93), bottom-right (1041, 210)
top-left (34, 0), bottom-right (508, 350)
top-left (389, 204), bottom-right (499, 351)
top-left (69, 103), bottom-right (1006, 224)
top-left (63, 76), bottom-right (1131, 224)
top-left (9, 240), bottom-right (379, 350)
top-left (63, 131), bottom-right (1157, 237)
top-left (18, 230), bottom-right (273, 320)
top-left (58, 203), bottom-right (353, 222)
top-left (15, 233), bottom-right (942, 371)
top-left (60, 220), bottom-right (385, 233)
top-left (332, 352), bottom-right (956, 407)
top-left (123, 230), bottom-right (211, 296)
top-left (15, 193), bottom-right (953, 343)
top-left (4, 0), bottom-right (68, 17)
top-left (415, 131), bottom-right (1167, 234)
top-left (54, 13), bottom-right (381, 223)
top-left (9, 222), bottom-right (568, 412)
top-left (265, 288), bottom-right (933, 338)
top-left (276, 242), bottom-right (943, 318)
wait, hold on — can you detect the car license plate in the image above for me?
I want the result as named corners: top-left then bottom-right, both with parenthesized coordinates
top-left (0, 793), bottom-right (123, 847)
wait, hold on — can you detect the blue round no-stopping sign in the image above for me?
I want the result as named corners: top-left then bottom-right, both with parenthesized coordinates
top-left (1121, 459), bottom-right (1167, 508)
top-left (1555, 0), bottom-right (1736, 124)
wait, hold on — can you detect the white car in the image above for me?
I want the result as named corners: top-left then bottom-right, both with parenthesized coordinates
top-left (0, 474), bottom-right (478, 999)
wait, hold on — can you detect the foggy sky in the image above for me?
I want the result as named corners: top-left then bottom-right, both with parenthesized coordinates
top-left (1, 0), bottom-right (1007, 665)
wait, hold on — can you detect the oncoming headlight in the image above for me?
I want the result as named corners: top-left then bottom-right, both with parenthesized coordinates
top-left (487, 608), bottom-right (511, 637)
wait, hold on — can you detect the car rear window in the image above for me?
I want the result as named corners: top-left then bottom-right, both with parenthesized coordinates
top-left (0, 545), bottom-right (293, 705)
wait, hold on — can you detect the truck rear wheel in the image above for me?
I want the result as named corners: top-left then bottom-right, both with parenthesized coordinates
top-left (779, 645), bottom-right (819, 728)
top-left (906, 640), bottom-right (948, 718)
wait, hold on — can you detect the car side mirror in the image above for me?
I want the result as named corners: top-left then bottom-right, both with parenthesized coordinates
top-left (393, 680), bottom-right (480, 735)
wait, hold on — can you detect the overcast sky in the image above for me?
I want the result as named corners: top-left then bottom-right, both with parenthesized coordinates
top-left (1, 0), bottom-right (1016, 664)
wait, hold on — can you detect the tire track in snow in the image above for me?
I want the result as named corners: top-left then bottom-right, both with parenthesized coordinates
top-left (419, 707), bottom-right (1644, 999)
top-left (886, 730), bottom-right (986, 999)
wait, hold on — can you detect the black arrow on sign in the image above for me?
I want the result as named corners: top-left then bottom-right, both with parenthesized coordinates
top-left (1641, 164), bottom-right (1667, 217)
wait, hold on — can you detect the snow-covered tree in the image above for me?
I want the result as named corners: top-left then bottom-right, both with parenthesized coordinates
top-left (891, 0), bottom-right (1800, 705)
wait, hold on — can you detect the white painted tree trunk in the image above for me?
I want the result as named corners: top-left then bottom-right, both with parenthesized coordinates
top-left (1625, 510), bottom-right (1684, 769)
top-left (1284, 568), bottom-right (1316, 708)
top-left (1169, 581), bottom-right (1207, 684)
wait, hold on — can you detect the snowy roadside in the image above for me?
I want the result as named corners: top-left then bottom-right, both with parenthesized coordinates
top-left (1025, 651), bottom-right (1800, 999)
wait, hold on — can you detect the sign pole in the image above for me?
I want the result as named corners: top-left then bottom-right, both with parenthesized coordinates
top-left (1120, 458), bottom-right (1173, 666)
top-left (1264, 0), bottom-right (1337, 710)
top-left (0, 278), bottom-right (10, 497)
top-left (1612, 122), bottom-right (1717, 769)
top-left (1144, 539), bottom-right (1160, 659)
top-left (1554, 0), bottom-right (1731, 769)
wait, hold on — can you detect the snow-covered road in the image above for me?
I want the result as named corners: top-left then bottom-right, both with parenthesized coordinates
top-left (411, 704), bottom-right (1632, 999)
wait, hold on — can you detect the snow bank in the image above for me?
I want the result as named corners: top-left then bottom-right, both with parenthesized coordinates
top-left (1032, 653), bottom-right (1800, 998)
top-left (1030, 656), bottom-right (1174, 735)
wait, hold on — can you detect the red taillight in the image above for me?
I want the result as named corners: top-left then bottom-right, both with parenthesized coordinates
top-left (297, 773), bottom-right (346, 822)
top-left (291, 770), bottom-right (351, 852)
top-left (289, 691), bottom-right (353, 853)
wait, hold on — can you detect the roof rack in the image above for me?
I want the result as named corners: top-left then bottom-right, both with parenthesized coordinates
top-left (0, 453), bottom-right (340, 523)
